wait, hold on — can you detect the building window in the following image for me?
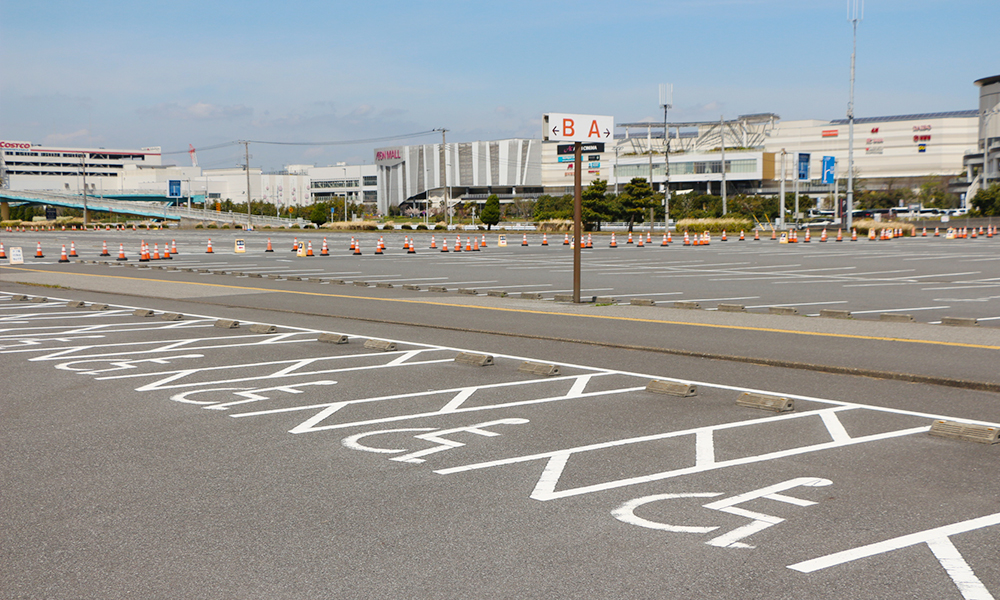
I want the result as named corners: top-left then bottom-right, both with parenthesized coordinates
top-left (363, 175), bottom-right (377, 186)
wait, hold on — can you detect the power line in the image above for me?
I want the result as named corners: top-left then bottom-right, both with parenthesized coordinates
top-left (240, 130), bottom-right (439, 146)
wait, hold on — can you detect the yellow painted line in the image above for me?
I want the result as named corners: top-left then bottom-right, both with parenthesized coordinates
top-left (4, 265), bottom-right (1000, 351)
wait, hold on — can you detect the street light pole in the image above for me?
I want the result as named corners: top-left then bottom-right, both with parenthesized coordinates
top-left (661, 83), bottom-right (672, 227)
top-left (846, 0), bottom-right (863, 231)
top-left (244, 141), bottom-right (252, 229)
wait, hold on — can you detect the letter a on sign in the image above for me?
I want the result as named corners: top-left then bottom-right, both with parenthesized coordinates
top-left (544, 113), bottom-right (615, 143)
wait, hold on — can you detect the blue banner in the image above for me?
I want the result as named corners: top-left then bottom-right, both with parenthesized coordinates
top-left (797, 153), bottom-right (810, 181)
top-left (821, 156), bottom-right (835, 184)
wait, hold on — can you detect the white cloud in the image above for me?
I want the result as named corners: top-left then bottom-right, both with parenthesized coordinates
top-left (138, 102), bottom-right (252, 121)
top-left (43, 129), bottom-right (93, 145)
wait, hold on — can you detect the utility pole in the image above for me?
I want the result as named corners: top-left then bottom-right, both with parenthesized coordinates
top-left (720, 116), bottom-right (727, 215)
top-left (81, 153), bottom-right (88, 227)
top-left (244, 141), bottom-right (252, 229)
top-left (846, 0), bottom-right (863, 230)
top-left (780, 149), bottom-right (787, 229)
top-left (435, 128), bottom-right (449, 225)
top-left (661, 83), bottom-right (672, 227)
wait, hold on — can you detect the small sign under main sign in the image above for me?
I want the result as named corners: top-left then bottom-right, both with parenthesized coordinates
top-left (234, 239), bottom-right (246, 254)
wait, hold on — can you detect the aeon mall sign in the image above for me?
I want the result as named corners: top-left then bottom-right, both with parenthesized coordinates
top-left (374, 147), bottom-right (404, 166)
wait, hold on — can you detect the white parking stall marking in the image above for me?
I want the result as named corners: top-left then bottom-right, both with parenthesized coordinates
top-left (389, 418), bottom-right (530, 464)
top-left (234, 374), bottom-right (631, 434)
top-left (7, 332), bottom-right (312, 360)
top-left (0, 319), bottom-right (217, 338)
top-left (435, 406), bottom-right (933, 501)
top-left (103, 351), bottom-right (455, 392)
top-left (172, 380), bottom-right (339, 407)
top-left (0, 309), bottom-right (133, 323)
top-left (789, 513), bottom-right (1000, 600)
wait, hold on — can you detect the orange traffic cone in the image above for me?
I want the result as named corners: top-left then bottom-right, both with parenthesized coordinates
top-left (610, 233), bottom-right (618, 248)
top-left (441, 239), bottom-right (449, 252)
top-left (661, 234), bottom-right (669, 246)
top-left (116, 243), bottom-right (127, 261)
top-left (292, 237), bottom-right (298, 252)
top-left (58, 245), bottom-right (70, 263)
top-left (321, 238), bottom-right (329, 256)
top-left (206, 239), bottom-right (214, 253)
top-left (851, 228), bottom-right (858, 241)
top-left (754, 229), bottom-right (760, 241)
top-left (563, 233), bottom-right (570, 245)
top-left (739, 231), bottom-right (745, 241)
top-left (465, 237), bottom-right (473, 252)
top-left (403, 236), bottom-right (409, 250)
top-left (667, 231), bottom-right (673, 244)
top-left (473, 237), bottom-right (480, 251)
top-left (68, 241), bottom-right (78, 257)
top-left (453, 236), bottom-right (461, 253)
top-left (481, 234), bottom-right (487, 248)
top-left (152, 243), bottom-right (160, 260)
top-left (430, 236), bottom-right (437, 249)
top-left (265, 238), bottom-right (274, 252)
top-left (350, 237), bottom-right (356, 251)
top-left (637, 234), bottom-right (645, 247)
top-left (521, 233), bottom-right (528, 246)
top-left (803, 229), bottom-right (811, 243)
top-left (721, 230), bottom-right (727, 241)
top-left (306, 241), bottom-right (315, 256)
top-left (542, 234), bottom-right (549, 246)
top-left (353, 241), bottom-right (362, 256)
top-left (100, 240), bottom-right (110, 256)
top-left (836, 229), bottom-right (843, 242)
top-left (139, 242), bottom-right (149, 262)
top-left (374, 241), bottom-right (382, 255)
top-left (0, 242), bottom-right (5, 259)
top-left (408, 239), bottom-right (416, 254)
top-left (922, 227), bottom-right (927, 237)
top-left (171, 239), bottom-right (178, 255)
top-left (34, 242), bottom-right (44, 258)
top-left (683, 231), bottom-right (690, 246)
top-left (627, 231), bottom-right (633, 244)
top-left (162, 244), bottom-right (172, 260)
top-left (820, 229), bottom-right (827, 242)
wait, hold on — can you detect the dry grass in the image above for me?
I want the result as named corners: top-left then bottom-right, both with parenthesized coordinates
top-left (322, 221), bottom-right (380, 230)
top-left (536, 220), bottom-right (574, 232)
top-left (676, 217), bottom-right (754, 234)
top-left (850, 219), bottom-right (916, 236)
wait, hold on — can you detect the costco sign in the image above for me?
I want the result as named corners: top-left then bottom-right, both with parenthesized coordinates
top-left (0, 141), bottom-right (32, 149)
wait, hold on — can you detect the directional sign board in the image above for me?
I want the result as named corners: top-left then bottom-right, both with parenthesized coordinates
top-left (797, 153), bottom-right (811, 181)
top-left (234, 239), bottom-right (246, 254)
top-left (543, 113), bottom-right (614, 143)
top-left (168, 180), bottom-right (182, 198)
top-left (821, 156), bottom-right (836, 185)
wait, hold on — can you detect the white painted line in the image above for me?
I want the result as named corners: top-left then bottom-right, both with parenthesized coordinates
top-left (744, 301), bottom-right (848, 309)
top-left (788, 512), bottom-right (1000, 573)
top-left (819, 410), bottom-right (851, 442)
top-left (925, 536), bottom-right (997, 600)
top-left (848, 306), bottom-right (950, 315)
top-left (678, 296), bottom-right (760, 303)
top-left (620, 292), bottom-right (685, 297)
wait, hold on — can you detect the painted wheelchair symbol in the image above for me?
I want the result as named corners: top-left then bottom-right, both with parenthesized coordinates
top-left (612, 477), bottom-right (832, 549)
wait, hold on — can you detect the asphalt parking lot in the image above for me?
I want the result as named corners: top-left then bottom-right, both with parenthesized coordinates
top-left (1, 291), bottom-right (998, 599)
top-left (4, 226), bottom-right (1000, 326)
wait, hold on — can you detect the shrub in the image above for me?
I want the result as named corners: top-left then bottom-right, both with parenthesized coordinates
top-left (195, 223), bottom-right (204, 229)
top-left (207, 223), bottom-right (219, 229)
top-left (415, 223), bottom-right (428, 230)
top-left (434, 222), bottom-right (448, 230)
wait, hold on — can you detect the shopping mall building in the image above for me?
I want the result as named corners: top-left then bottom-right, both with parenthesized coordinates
top-left (4, 75), bottom-right (997, 216)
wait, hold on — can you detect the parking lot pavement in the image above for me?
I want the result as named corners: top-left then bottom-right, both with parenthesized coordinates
top-left (5, 227), bottom-right (1000, 326)
top-left (2, 292), bottom-right (998, 599)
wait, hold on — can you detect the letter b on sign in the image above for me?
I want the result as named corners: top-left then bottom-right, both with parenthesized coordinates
top-left (562, 119), bottom-right (575, 138)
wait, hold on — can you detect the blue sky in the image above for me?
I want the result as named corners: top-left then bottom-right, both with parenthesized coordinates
top-left (1, 0), bottom-right (997, 171)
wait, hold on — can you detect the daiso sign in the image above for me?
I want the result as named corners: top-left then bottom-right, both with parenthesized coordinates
top-left (0, 141), bottom-right (32, 149)
top-left (374, 146), bottom-right (404, 166)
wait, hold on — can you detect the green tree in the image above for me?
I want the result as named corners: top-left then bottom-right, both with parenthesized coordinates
top-left (618, 178), bottom-right (655, 232)
top-left (480, 194), bottom-right (501, 230)
top-left (972, 183), bottom-right (1000, 216)
top-left (532, 194), bottom-right (572, 221)
top-left (309, 201), bottom-right (331, 225)
top-left (581, 179), bottom-right (614, 231)
top-left (919, 179), bottom-right (959, 209)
